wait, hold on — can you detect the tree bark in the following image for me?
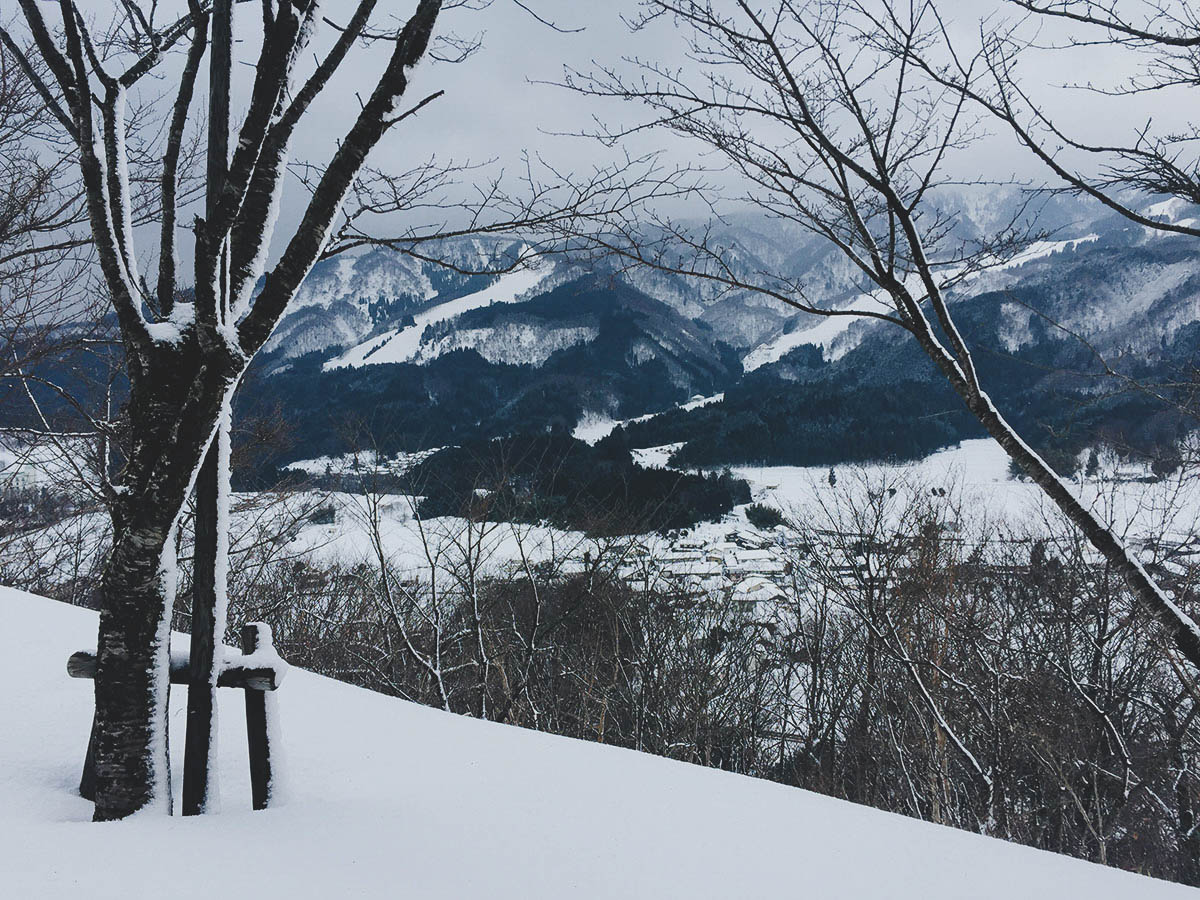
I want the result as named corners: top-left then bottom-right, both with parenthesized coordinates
top-left (91, 338), bottom-right (236, 819)
top-left (183, 0), bottom-right (232, 816)
top-left (182, 443), bottom-right (220, 815)
top-left (92, 511), bottom-right (178, 821)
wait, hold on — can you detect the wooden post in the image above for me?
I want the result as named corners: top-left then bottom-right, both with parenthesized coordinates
top-left (242, 624), bottom-right (274, 810)
top-left (79, 714), bottom-right (97, 801)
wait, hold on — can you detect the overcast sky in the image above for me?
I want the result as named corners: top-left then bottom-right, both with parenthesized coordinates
top-left (58, 0), bottom-right (1197, 272)
top-left (269, 0), bottom-right (1190, 246)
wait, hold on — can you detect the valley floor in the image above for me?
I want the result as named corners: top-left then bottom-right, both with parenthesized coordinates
top-left (0, 585), bottom-right (1193, 899)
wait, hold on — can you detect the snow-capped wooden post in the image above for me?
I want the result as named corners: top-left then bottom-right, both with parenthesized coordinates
top-left (241, 623), bottom-right (280, 810)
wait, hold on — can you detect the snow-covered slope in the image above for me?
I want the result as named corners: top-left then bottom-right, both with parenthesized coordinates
top-left (1144, 197), bottom-right (1200, 232)
top-left (324, 263), bottom-right (552, 370)
top-left (261, 250), bottom-right (438, 361)
top-left (739, 234), bottom-right (1105, 372)
top-left (1, 587), bottom-right (1191, 899)
top-left (261, 241), bottom-right (531, 364)
top-left (741, 289), bottom-right (893, 371)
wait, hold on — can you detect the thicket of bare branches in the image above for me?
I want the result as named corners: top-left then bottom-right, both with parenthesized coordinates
top-left (200, 475), bottom-right (1200, 885)
top-left (0, 39), bottom-right (96, 424)
top-left (546, 0), bottom-right (1200, 677)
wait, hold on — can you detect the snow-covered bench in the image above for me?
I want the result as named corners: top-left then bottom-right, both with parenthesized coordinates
top-left (68, 622), bottom-right (287, 811)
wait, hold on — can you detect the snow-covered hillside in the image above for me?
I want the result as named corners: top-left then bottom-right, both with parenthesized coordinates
top-left (324, 263), bottom-right (552, 370)
top-left (256, 189), bottom-right (1200, 386)
top-left (261, 250), bottom-right (439, 361)
top-left (739, 233), bottom-right (1105, 372)
top-left (0, 586), bottom-right (1192, 899)
top-left (741, 289), bottom-right (893, 370)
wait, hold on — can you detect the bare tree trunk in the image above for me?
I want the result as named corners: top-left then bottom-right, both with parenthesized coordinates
top-left (93, 509), bottom-right (178, 820)
top-left (182, 441), bottom-right (221, 815)
top-left (911, 323), bottom-right (1200, 668)
top-left (182, 0), bottom-right (232, 816)
top-left (92, 333), bottom-right (235, 818)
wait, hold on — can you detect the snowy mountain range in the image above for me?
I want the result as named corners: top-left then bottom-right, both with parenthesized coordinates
top-left (244, 190), bottom-right (1200, 475)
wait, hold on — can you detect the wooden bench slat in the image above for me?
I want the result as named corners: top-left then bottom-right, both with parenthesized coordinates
top-left (67, 651), bottom-right (280, 691)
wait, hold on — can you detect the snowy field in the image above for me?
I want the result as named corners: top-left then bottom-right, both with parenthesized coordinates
top-left (9, 434), bottom-right (1200, 599)
top-left (288, 491), bottom-right (594, 575)
top-left (619, 435), bottom-right (1200, 548)
top-left (571, 390), bottom-right (1200, 548)
top-left (0, 585), bottom-right (1193, 899)
top-left (258, 437), bottom-right (1200, 585)
top-left (735, 438), bottom-right (1200, 544)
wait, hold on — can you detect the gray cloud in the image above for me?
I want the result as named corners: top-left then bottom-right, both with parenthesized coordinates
top-left (62, 1), bottom-right (1200, 274)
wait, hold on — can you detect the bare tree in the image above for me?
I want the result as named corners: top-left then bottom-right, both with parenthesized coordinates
top-left (941, 0), bottom-right (1200, 236)
top-left (558, 0), bottom-right (1200, 673)
top-left (0, 37), bottom-right (95, 431)
top-left (0, 0), bottom-right (613, 820)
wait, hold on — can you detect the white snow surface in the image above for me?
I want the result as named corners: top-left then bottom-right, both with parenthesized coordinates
top-left (731, 437), bottom-right (1200, 547)
top-left (1143, 197), bottom-right (1199, 226)
top-left (324, 263), bottom-right (552, 371)
top-left (742, 290), bottom-right (893, 371)
top-left (0, 585), bottom-right (1192, 899)
top-left (572, 412), bottom-right (627, 444)
top-left (991, 234), bottom-right (1100, 272)
top-left (573, 394), bottom-right (725, 445)
top-left (282, 447), bottom-right (439, 479)
top-left (632, 442), bottom-right (685, 469)
top-left (410, 323), bottom-right (598, 367)
top-left (572, 410), bottom-right (655, 444)
top-left (269, 437), bottom-right (1200, 579)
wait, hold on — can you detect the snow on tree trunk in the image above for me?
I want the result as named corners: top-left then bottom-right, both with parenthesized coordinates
top-left (183, 395), bottom-right (233, 815)
top-left (6, 0), bottom-right (451, 819)
top-left (91, 337), bottom-right (237, 819)
top-left (92, 513), bottom-right (179, 820)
